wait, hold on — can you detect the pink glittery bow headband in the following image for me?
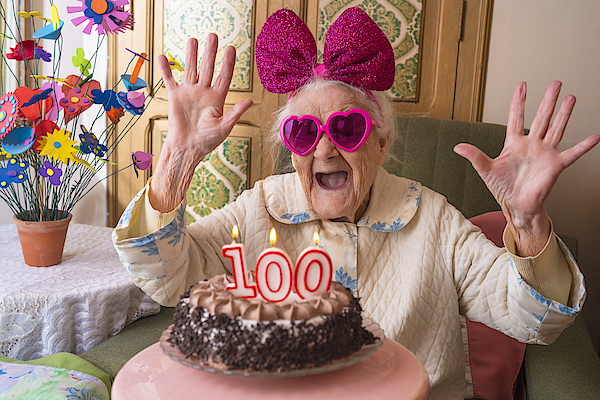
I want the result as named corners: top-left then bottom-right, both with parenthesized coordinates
top-left (256, 7), bottom-right (395, 95)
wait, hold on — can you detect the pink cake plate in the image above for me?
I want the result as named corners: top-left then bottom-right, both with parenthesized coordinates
top-left (112, 320), bottom-right (430, 400)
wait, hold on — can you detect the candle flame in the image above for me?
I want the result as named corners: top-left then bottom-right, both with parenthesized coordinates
top-left (232, 225), bottom-right (239, 241)
top-left (269, 228), bottom-right (277, 246)
top-left (313, 232), bottom-right (319, 246)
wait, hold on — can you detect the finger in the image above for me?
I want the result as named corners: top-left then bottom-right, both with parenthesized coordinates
top-left (214, 46), bottom-right (236, 95)
top-left (453, 143), bottom-right (494, 179)
top-left (222, 99), bottom-right (253, 130)
top-left (506, 82), bottom-right (526, 141)
top-left (529, 81), bottom-right (561, 139)
top-left (560, 134), bottom-right (600, 168)
top-left (157, 54), bottom-right (177, 92)
top-left (182, 38), bottom-right (199, 85)
top-left (198, 33), bottom-right (218, 87)
top-left (546, 94), bottom-right (575, 148)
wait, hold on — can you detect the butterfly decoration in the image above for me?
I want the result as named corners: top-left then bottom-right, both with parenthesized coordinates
top-left (21, 88), bottom-right (53, 108)
top-left (18, 11), bottom-right (50, 22)
top-left (0, 158), bottom-right (28, 188)
top-left (167, 52), bottom-right (184, 72)
top-left (132, 151), bottom-right (153, 178)
top-left (72, 48), bottom-right (91, 76)
top-left (90, 89), bottom-right (122, 112)
top-left (34, 47), bottom-right (52, 62)
top-left (79, 125), bottom-right (107, 157)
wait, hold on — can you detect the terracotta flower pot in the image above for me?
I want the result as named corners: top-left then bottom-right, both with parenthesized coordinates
top-left (13, 213), bottom-right (72, 267)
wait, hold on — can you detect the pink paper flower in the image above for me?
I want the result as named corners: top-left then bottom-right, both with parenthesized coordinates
top-left (67, 0), bottom-right (133, 35)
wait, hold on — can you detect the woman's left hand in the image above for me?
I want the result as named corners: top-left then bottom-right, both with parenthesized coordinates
top-left (454, 81), bottom-right (600, 256)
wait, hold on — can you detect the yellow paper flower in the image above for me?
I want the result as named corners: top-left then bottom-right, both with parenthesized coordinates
top-left (39, 128), bottom-right (77, 164)
top-left (0, 146), bottom-right (13, 158)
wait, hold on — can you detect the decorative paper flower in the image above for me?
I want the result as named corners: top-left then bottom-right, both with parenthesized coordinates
top-left (72, 48), bottom-right (91, 76)
top-left (6, 40), bottom-right (40, 61)
top-left (0, 146), bottom-right (13, 159)
top-left (67, 0), bottom-right (132, 35)
top-left (132, 151), bottom-right (153, 178)
top-left (0, 93), bottom-right (19, 139)
top-left (34, 47), bottom-right (52, 62)
top-left (90, 88), bottom-right (121, 111)
top-left (79, 125), bottom-right (107, 157)
top-left (0, 158), bottom-right (28, 188)
top-left (33, 120), bottom-right (58, 152)
top-left (38, 128), bottom-right (77, 164)
top-left (60, 86), bottom-right (93, 117)
top-left (117, 91), bottom-right (145, 115)
top-left (38, 160), bottom-right (63, 186)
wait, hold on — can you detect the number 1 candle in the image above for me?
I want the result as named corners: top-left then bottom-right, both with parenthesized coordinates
top-left (223, 225), bottom-right (256, 298)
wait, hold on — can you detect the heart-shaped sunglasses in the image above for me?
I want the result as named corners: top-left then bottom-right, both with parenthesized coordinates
top-left (280, 108), bottom-right (379, 156)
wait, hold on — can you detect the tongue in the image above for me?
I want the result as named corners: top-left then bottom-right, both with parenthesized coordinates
top-left (317, 171), bottom-right (348, 189)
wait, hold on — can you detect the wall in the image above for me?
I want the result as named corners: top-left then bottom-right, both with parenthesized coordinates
top-left (482, 0), bottom-right (600, 352)
top-left (0, 1), bottom-right (108, 226)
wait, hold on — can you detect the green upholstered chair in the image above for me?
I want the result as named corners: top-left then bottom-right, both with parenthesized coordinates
top-left (80, 115), bottom-right (600, 399)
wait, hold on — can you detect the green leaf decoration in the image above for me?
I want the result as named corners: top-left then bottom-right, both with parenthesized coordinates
top-left (72, 47), bottom-right (91, 77)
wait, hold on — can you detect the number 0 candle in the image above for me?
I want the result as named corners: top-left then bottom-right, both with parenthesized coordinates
top-left (255, 228), bottom-right (294, 302)
top-left (295, 232), bottom-right (332, 299)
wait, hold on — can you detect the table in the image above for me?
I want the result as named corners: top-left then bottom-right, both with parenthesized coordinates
top-left (0, 223), bottom-right (160, 360)
top-left (112, 338), bottom-right (430, 400)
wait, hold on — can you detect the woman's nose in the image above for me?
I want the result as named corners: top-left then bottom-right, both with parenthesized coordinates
top-left (313, 132), bottom-right (339, 159)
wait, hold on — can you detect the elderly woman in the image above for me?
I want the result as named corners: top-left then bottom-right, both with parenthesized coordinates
top-left (113, 8), bottom-right (599, 400)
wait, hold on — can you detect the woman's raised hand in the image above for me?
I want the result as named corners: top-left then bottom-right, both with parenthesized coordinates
top-left (150, 35), bottom-right (253, 212)
top-left (454, 81), bottom-right (599, 256)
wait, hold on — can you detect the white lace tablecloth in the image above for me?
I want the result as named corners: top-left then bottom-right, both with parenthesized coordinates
top-left (0, 223), bottom-right (160, 361)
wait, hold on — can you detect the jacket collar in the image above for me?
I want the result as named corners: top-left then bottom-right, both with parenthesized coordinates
top-left (266, 166), bottom-right (421, 232)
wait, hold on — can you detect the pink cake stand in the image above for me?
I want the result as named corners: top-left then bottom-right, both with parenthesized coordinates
top-left (112, 339), bottom-right (429, 400)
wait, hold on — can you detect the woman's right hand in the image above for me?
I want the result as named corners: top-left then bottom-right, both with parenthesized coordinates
top-left (150, 34), bottom-right (253, 212)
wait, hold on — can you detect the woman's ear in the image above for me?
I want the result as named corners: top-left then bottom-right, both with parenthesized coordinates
top-left (376, 127), bottom-right (390, 166)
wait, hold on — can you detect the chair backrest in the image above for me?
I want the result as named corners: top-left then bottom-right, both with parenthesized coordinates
top-left (278, 115), bottom-right (507, 219)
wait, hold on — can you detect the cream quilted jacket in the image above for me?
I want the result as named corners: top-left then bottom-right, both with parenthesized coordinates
top-left (113, 167), bottom-right (585, 400)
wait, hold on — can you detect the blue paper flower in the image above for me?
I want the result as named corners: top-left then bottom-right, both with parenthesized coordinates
top-left (38, 160), bottom-right (63, 186)
top-left (83, 0), bottom-right (114, 24)
top-left (0, 158), bottom-right (28, 188)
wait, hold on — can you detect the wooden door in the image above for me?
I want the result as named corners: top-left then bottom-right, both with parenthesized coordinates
top-left (107, 0), bottom-right (492, 226)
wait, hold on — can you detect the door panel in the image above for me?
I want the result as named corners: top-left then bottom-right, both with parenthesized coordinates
top-left (107, 0), bottom-right (492, 225)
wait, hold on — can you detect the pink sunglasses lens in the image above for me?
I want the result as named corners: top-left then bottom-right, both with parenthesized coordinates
top-left (329, 113), bottom-right (367, 149)
top-left (283, 119), bottom-right (319, 154)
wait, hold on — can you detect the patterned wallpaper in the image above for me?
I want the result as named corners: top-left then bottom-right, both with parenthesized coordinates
top-left (319, 0), bottom-right (422, 100)
top-left (164, 0), bottom-right (421, 99)
top-left (162, 132), bottom-right (250, 224)
top-left (163, 0), bottom-right (254, 90)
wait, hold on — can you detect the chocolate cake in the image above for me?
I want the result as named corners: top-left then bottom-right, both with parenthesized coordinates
top-left (168, 274), bottom-right (377, 373)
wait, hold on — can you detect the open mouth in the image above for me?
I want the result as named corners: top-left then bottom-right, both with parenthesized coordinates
top-left (316, 171), bottom-right (349, 190)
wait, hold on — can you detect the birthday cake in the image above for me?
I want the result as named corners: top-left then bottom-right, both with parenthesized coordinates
top-left (168, 274), bottom-right (377, 373)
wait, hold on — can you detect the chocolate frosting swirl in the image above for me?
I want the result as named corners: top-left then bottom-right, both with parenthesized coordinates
top-left (188, 274), bottom-right (352, 321)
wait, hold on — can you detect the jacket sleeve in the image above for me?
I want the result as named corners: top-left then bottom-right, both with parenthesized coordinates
top-left (112, 180), bottom-right (250, 306)
top-left (440, 196), bottom-right (585, 345)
